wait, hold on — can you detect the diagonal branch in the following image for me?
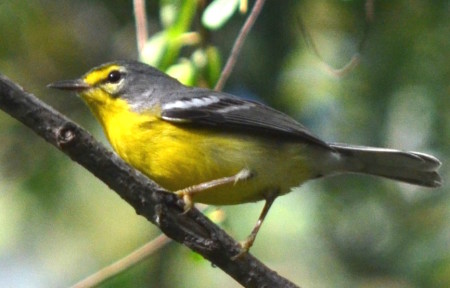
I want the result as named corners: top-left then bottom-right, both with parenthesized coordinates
top-left (214, 0), bottom-right (266, 91)
top-left (71, 234), bottom-right (171, 288)
top-left (0, 74), bottom-right (299, 288)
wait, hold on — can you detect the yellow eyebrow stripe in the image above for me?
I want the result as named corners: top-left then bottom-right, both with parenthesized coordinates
top-left (83, 64), bottom-right (122, 86)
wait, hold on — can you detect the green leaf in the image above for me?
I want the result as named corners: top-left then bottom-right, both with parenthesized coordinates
top-left (140, 32), bottom-right (168, 67)
top-left (205, 46), bottom-right (222, 87)
top-left (161, 0), bottom-right (196, 34)
top-left (141, 0), bottom-right (197, 69)
top-left (202, 0), bottom-right (239, 30)
top-left (189, 47), bottom-right (222, 88)
top-left (166, 60), bottom-right (197, 86)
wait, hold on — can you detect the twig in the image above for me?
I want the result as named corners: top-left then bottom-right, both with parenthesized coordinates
top-left (365, 0), bottom-right (375, 23)
top-left (318, 54), bottom-right (361, 78)
top-left (214, 0), bottom-right (266, 91)
top-left (71, 234), bottom-right (171, 288)
top-left (0, 75), bottom-right (299, 287)
top-left (134, 0), bottom-right (148, 55)
top-left (72, 204), bottom-right (209, 288)
top-left (296, 6), bottom-right (370, 78)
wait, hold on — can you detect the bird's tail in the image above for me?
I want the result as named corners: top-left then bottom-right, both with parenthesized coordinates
top-left (329, 143), bottom-right (442, 188)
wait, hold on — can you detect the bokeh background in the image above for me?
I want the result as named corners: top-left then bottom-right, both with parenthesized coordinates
top-left (0, 1), bottom-right (448, 287)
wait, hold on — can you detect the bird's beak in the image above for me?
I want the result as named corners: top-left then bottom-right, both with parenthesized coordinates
top-left (47, 79), bottom-right (90, 91)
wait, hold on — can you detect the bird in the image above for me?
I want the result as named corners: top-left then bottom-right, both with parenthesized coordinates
top-left (48, 60), bottom-right (442, 257)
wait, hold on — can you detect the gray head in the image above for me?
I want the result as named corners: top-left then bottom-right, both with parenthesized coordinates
top-left (48, 60), bottom-right (186, 111)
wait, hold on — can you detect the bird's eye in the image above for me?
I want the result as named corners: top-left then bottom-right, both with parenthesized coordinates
top-left (106, 70), bottom-right (122, 83)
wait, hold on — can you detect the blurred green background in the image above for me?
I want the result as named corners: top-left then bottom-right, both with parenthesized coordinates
top-left (0, 1), bottom-right (448, 287)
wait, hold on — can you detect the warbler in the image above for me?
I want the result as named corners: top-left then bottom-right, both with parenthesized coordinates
top-left (48, 60), bottom-right (442, 255)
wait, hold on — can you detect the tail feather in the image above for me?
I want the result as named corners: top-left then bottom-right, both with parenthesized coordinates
top-left (329, 143), bottom-right (442, 188)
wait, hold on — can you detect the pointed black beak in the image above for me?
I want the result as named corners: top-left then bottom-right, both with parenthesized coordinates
top-left (47, 79), bottom-right (90, 91)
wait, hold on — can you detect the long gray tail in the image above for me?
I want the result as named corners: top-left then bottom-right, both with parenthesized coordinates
top-left (329, 143), bottom-right (442, 188)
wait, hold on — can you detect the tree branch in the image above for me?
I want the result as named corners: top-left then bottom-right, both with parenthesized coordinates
top-left (133, 0), bottom-right (148, 55)
top-left (71, 234), bottom-right (171, 288)
top-left (0, 75), bottom-right (299, 287)
top-left (214, 0), bottom-right (266, 91)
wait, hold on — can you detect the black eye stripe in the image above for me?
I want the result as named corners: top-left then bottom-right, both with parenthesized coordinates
top-left (106, 70), bottom-right (122, 83)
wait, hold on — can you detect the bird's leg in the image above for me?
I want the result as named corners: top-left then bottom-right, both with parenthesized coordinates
top-left (175, 169), bottom-right (253, 212)
top-left (232, 191), bottom-right (278, 260)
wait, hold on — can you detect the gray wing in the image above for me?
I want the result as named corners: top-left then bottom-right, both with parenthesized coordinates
top-left (160, 89), bottom-right (332, 150)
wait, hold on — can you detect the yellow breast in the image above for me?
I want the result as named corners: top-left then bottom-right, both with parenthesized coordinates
top-left (81, 91), bottom-right (313, 205)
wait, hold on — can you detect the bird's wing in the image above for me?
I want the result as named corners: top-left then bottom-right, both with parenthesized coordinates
top-left (159, 89), bottom-right (331, 149)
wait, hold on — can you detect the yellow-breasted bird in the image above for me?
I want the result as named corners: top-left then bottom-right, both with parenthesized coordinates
top-left (48, 60), bottom-right (442, 256)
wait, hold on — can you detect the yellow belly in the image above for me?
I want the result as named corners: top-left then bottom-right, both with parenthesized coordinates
top-left (91, 100), bottom-right (313, 205)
